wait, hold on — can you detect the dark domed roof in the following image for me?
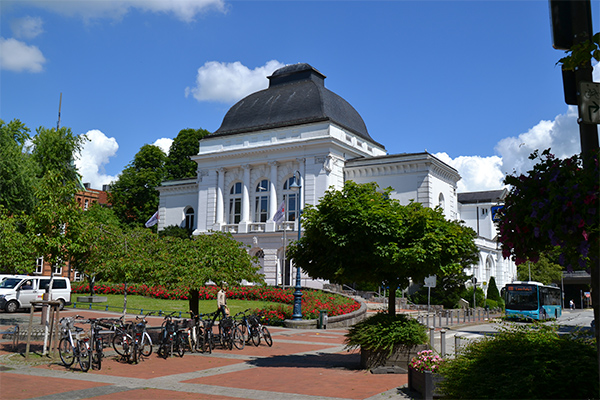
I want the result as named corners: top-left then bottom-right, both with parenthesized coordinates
top-left (211, 63), bottom-right (378, 145)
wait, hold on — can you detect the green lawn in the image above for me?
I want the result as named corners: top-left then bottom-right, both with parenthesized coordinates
top-left (71, 294), bottom-right (282, 317)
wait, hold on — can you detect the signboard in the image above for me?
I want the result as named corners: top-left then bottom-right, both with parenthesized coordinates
top-left (579, 82), bottom-right (600, 124)
top-left (424, 275), bottom-right (436, 288)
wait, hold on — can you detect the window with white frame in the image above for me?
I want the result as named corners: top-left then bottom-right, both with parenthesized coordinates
top-left (254, 179), bottom-right (269, 223)
top-left (35, 257), bottom-right (44, 274)
top-left (185, 207), bottom-right (195, 231)
top-left (229, 182), bottom-right (242, 224)
top-left (282, 177), bottom-right (298, 221)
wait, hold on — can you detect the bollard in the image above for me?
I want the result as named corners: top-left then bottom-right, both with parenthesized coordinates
top-left (426, 314), bottom-right (430, 327)
top-left (440, 329), bottom-right (446, 357)
top-left (105, 305), bottom-right (109, 311)
top-left (433, 312), bottom-right (436, 328)
top-left (439, 312), bottom-right (442, 327)
top-left (429, 327), bottom-right (435, 349)
top-left (455, 334), bottom-right (461, 354)
top-left (89, 303), bottom-right (92, 310)
top-left (463, 309), bottom-right (466, 323)
top-left (450, 310), bottom-right (453, 325)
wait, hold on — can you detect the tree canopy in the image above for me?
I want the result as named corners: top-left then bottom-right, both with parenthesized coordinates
top-left (287, 181), bottom-right (479, 315)
top-left (108, 144), bottom-right (166, 227)
top-left (164, 128), bottom-right (210, 180)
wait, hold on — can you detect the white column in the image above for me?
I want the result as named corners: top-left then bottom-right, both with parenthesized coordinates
top-left (269, 161), bottom-right (278, 220)
top-left (216, 168), bottom-right (225, 225)
top-left (241, 164), bottom-right (251, 224)
top-left (297, 158), bottom-right (305, 210)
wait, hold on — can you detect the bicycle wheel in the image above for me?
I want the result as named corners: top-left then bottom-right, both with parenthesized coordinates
top-left (112, 333), bottom-right (130, 357)
top-left (141, 332), bottom-right (153, 357)
top-left (251, 327), bottom-right (261, 346)
top-left (261, 326), bottom-right (273, 347)
top-left (233, 327), bottom-right (245, 350)
top-left (176, 334), bottom-right (186, 357)
top-left (59, 338), bottom-right (75, 367)
top-left (237, 322), bottom-right (249, 343)
top-left (93, 338), bottom-right (103, 370)
top-left (204, 330), bottom-right (213, 354)
top-left (78, 340), bottom-right (91, 372)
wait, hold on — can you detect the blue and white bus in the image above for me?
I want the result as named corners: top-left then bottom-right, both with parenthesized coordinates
top-left (503, 281), bottom-right (562, 320)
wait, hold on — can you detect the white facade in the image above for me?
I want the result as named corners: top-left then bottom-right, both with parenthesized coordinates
top-left (157, 63), bottom-right (515, 292)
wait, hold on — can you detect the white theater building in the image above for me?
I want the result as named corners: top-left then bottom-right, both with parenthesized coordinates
top-left (157, 63), bottom-right (516, 293)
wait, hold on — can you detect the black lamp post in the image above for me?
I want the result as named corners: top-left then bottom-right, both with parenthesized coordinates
top-left (290, 171), bottom-right (303, 320)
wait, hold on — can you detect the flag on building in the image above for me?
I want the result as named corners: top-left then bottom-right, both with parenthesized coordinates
top-left (145, 211), bottom-right (159, 228)
top-left (273, 201), bottom-right (285, 224)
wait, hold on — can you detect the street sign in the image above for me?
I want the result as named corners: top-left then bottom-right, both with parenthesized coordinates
top-left (579, 82), bottom-right (600, 124)
top-left (424, 275), bottom-right (436, 288)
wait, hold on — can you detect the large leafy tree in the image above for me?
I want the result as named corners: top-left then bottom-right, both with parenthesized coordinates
top-left (27, 170), bottom-right (84, 274)
top-left (30, 126), bottom-right (87, 182)
top-left (71, 204), bottom-right (123, 295)
top-left (0, 206), bottom-right (37, 274)
top-left (409, 264), bottom-right (471, 309)
top-left (164, 128), bottom-right (210, 180)
top-left (159, 231), bottom-right (263, 315)
top-left (109, 144), bottom-right (166, 227)
top-left (0, 119), bottom-right (37, 215)
top-left (287, 181), bottom-right (479, 315)
top-left (515, 252), bottom-right (564, 285)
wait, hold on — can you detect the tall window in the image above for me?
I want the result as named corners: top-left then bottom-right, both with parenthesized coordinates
top-left (254, 179), bottom-right (269, 223)
top-left (35, 257), bottom-right (44, 275)
top-left (185, 207), bottom-right (195, 231)
top-left (229, 182), bottom-right (242, 224)
top-left (282, 177), bottom-right (298, 221)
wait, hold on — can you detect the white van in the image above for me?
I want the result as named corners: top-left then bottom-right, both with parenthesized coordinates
top-left (0, 276), bottom-right (71, 313)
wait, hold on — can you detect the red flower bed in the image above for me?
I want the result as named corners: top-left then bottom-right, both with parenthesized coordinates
top-left (72, 283), bottom-right (360, 324)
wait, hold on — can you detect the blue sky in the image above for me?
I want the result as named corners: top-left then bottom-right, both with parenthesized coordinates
top-left (1, 0), bottom-right (598, 192)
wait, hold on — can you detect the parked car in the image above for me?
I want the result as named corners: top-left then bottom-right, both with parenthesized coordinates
top-left (0, 276), bottom-right (71, 313)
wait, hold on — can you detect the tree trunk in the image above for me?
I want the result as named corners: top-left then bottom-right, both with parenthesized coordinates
top-left (388, 284), bottom-right (397, 315)
top-left (189, 289), bottom-right (199, 316)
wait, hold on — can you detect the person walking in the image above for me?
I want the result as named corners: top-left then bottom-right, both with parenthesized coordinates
top-left (569, 299), bottom-right (575, 310)
top-left (217, 283), bottom-right (229, 317)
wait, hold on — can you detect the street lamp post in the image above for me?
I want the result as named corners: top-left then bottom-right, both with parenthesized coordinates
top-left (290, 171), bottom-right (303, 320)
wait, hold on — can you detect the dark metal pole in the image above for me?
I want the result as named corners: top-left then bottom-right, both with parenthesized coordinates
top-left (292, 172), bottom-right (303, 320)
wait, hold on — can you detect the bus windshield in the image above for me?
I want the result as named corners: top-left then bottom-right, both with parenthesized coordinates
top-left (505, 284), bottom-right (538, 311)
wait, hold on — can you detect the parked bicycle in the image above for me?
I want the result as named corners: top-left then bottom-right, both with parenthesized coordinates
top-left (158, 312), bottom-right (187, 358)
top-left (248, 312), bottom-right (273, 347)
top-left (58, 315), bottom-right (91, 372)
top-left (234, 309), bottom-right (256, 346)
top-left (188, 311), bottom-right (207, 353)
top-left (111, 313), bottom-right (153, 363)
top-left (87, 318), bottom-right (115, 370)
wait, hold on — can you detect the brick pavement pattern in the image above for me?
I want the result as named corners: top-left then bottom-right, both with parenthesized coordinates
top-left (0, 310), bottom-right (412, 400)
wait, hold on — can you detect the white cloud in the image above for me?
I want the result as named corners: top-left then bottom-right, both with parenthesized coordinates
top-left (75, 130), bottom-right (119, 190)
top-left (185, 60), bottom-right (286, 103)
top-left (20, 0), bottom-right (226, 22)
top-left (435, 152), bottom-right (505, 193)
top-left (438, 106), bottom-right (586, 193)
top-left (0, 37), bottom-right (46, 72)
top-left (153, 138), bottom-right (173, 155)
top-left (11, 16), bottom-right (44, 39)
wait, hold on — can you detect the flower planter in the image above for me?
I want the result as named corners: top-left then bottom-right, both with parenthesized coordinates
top-left (360, 344), bottom-right (428, 371)
top-left (408, 368), bottom-right (443, 400)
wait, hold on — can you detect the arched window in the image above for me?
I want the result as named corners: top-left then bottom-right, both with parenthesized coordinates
top-left (282, 177), bottom-right (298, 221)
top-left (254, 179), bottom-right (270, 223)
top-left (229, 182), bottom-right (242, 224)
top-left (438, 193), bottom-right (445, 210)
top-left (185, 207), bottom-right (195, 231)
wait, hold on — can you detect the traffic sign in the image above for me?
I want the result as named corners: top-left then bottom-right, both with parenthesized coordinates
top-left (579, 82), bottom-right (600, 124)
top-left (424, 275), bottom-right (437, 288)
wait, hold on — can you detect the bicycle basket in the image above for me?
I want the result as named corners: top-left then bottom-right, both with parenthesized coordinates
top-left (221, 317), bottom-right (234, 329)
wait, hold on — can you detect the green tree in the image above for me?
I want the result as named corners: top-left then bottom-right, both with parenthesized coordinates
top-left (108, 144), bottom-right (166, 227)
top-left (409, 264), bottom-right (471, 309)
top-left (287, 181), bottom-right (480, 315)
top-left (71, 204), bottom-right (123, 295)
top-left (0, 207), bottom-right (37, 274)
top-left (0, 119), bottom-right (37, 215)
top-left (486, 276), bottom-right (501, 302)
top-left (164, 128), bottom-right (210, 180)
top-left (163, 232), bottom-right (264, 315)
top-left (516, 253), bottom-right (564, 285)
top-left (30, 126), bottom-right (87, 182)
top-left (27, 171), bottom-right (83, 274)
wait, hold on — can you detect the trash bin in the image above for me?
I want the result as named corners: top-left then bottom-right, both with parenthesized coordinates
top-left (318, 310), bottom-right (328, 329)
